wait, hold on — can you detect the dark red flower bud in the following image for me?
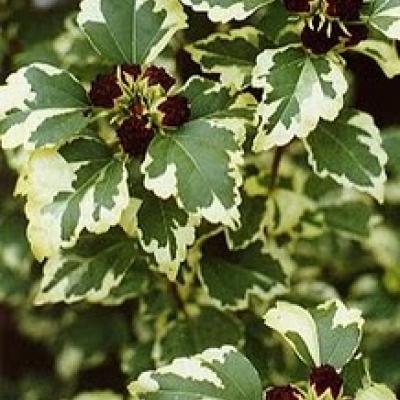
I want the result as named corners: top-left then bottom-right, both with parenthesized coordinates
top-left (283, 0), bottom-right (311, 13)
top-left (310, 365), bottom-right (343, 399)
top-left (158, 95), bottom-right (190, 127)
top-left (143, 66), bottom-right (176, 92)
top-left (301, 18), bottom-right (340, 54)
top-left (344, 24), bottom-right (369, 47)
top-left (121, 64), bottom-right (142, 81)
top-left (264, 385), bottom-right (301, 400)
top-left (89, 72), bottom-right (122, 108)
top-left (325, 0), bottom-right (363, 20)
top-left (116, 116), bottom-right (154, 157)
top-left (130, 100), bottom-right (144, 116)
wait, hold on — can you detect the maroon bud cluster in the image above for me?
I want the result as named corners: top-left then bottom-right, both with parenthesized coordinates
top-left (143, 65), bottom-right (176, 92)
top-left (310, 364), bottom-right (343, 399)
top-left (158, 95), bottom-right (191, 127)
top-left (89, 72), bottom-right (123, 108)
top-left (301, 17), bottom-right (340, 54)
top-left (264, 385), bottom-right (301, 400)
top-left (116, 115), bottom-right (154, 157)
top-left (325, 0), bottom-right (362, 20)
top-left (301, 15), bottom-right (368, 54)
top-left (283, 0), bottom-right (311, 13)
top-left (89, 63), bottom-right (189, 157)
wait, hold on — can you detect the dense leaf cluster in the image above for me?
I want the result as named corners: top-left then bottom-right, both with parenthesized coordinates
top-left (0, 0), bottom-right (400, 399)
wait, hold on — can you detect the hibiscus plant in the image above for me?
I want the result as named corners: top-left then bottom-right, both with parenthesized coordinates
top-left (0, 0), bottom-right (400, 399)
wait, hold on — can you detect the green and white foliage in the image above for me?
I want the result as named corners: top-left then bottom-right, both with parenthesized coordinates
top-left (0, 63), bottom-right (89, 151)
top-left (264, 299), bottom-right (364, 369)
top-left (252, 45), bottom-right (347, 152)
top-left (157, 307), bottom-right (244, 364)
top-left (352, 29), bottom-right (400, 78)
top-left (128, 345), bottom-right (263, 400)
top-left (19, 135), bottom-right (129, 261)
top-left (35, 228), bottom-right (141, 304)
top-left (142, 77), bottom-right (252, 229)
top-left (304, 109), bottom-right (388, 202)
top-left (186, 27), bottom-right (264, 90)
top-left (365, 0), bottom-right (400, 41)
top-left (77, 0), bottom-right (187, 64)
top-left (181, 0), bottom-right (270, 23)
top-left (225, 190), bottom-right (267, 250)
top-left (123, 158), bottom-right (199, 280)
top-left (198, 240), bottom-right (289, 310)
top-left (73, 391), bottom-right (123, 400)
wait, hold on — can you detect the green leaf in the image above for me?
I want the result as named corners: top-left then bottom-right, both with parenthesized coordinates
top-left (186, 27), bottom-right (264, 89)
top-left (142, 119), bottom-right (243, 229)
top-left (35, 228), bottom-right (140, 304)
top-left (199, 241), bottom-right (288, 310)
top-left (21, 135), bottom-right (129, 260)
top-left (322, 202), bottom-right (373, 238)
top-left (226, 191), bottom-right (267, 250)
top-left (252, 45), bottom-right (347, 152)
top-left (365, 0), bottom-right (400, 40)
top-left (102, 258), bottom-right (150, 305)
top-left (77, 0), bottom-right (187, 64)
top-left (264, 299), bottom-right (364, 369)
top-left (0, 63), bottom-right (89, 150)
top-left (158, 307), bottom-right (244, 364)
top-left (128, 346), bottom-right (262, 400)
top-left (124, 192), bottom-right (199, 280)
top-left (181, 0), bottom-right (270, 22)
top-left (304, 109), bottom-right (387, 202)
top-left (355, 384), bottom-right (397, 400)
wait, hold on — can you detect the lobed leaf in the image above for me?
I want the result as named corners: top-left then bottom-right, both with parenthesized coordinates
top-left (128, 346), bottom-right (262, 400)
top-left (264, 299), bottom-right (364, 369)
top-left (0, 63), bottom-right (89, 150)
top-left (199, 241), bottom-right (289, 310)
top-left (252, 45), bottom-right (347, 152)
top-left (77, 0), bottom-right (187, 64)
top-left (20, 135), bottom-right (129, 260)
top-left (304, 109), bottom-right (388, 202)
top-left (186, 27), bottom-right (264, 90)
top-left (35, 228), bottom-right (140, 304)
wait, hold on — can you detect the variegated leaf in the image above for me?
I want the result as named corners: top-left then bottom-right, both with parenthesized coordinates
top-left (252, 45), bottom-right (347, 152)
top-left (264, 299), bottom-right (364, 369)
top-left (178, 76), bottom-right (256, 145)
top-left (141, 77), bottom-right (254, 229)
top-left (199, 241), bottom-right (289, 310)
top-left (77, 0), bottom-right (187, 64)
top-left (181, 0), bottom-right (270, 22)
top-left (128, 346), bottom-right (262, 400)
top-left (355, 384), bottom-right (397, 400)
top-left (304, 109), bottom-right (387, 203)
top-left (20, 135), bottom-right (129, 260)
top-left (142, 119), bottom-right (243, 229)
top-left (365, 0), bottom-right (400, 40)
top-left (186, 27), bottom-right (264, 89)
top-left (123, 194), bottom-right (199, 281)
top-left (226, 191), bottom-right (267, 250)
top-left (35, 228), bottom-right (140, 304)
top-left (157, 307), bottom-right (244, 364)
top-left (352, 38), bottom-right (400, 78)
top-left (0, 63), bottom-right (89, 150)
top-left (102, 259), bottom-right (150, 305)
